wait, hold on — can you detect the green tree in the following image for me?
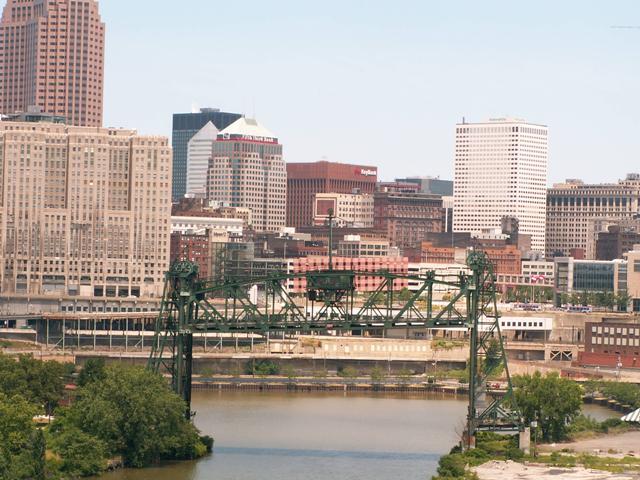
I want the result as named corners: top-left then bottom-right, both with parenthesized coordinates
top-left (397, 287), bottom-right (412, 302)
top-left (0, 354), bottom-right (67, 415)
top-left (569, 292), bottom-right (580, 306)
top-left (32, 428), bottom-right (46, 480)
top-left (482, 338), bottom-right (503, 376)
top-left (615, 292), bottom-right (631, 312)
top-left (0, 393), bottom-right (40, 480)
top-left (539, 287), bottom-right (554, 302)
top-left (511, 371), bottom-right (582, 442)
top-left (371, 291), bottom-right (386, 305)
top-left (78, 357), bottom-right (107, 387)
top-left (49, 427), bottom-right (106, 477)
top-left (578, 290), bottom-right (593, 306)
top-left (369, 366), bottom-right (386, 384)
top-left (52, 365), bottom-right (206, 468)
top-left (337, 365), bottom-right (358, 380)
top-left (245, 359), bottom-right (279, 376)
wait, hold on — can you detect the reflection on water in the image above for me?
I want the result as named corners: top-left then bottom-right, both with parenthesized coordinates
top-left (98, 390), bottom-right (620, 480)
top-left (99, 390), bottom-right (466, 480)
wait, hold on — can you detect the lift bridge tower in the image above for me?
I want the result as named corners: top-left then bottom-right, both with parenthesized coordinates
top-left (148, 250), bottom-right (520, 448)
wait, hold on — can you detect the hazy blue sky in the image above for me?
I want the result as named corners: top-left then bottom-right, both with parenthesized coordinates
top-left (99, 0), bottom-right (640, 184)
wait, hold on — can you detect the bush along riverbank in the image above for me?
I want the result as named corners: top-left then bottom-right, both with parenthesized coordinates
top-left (0, 355), bottom-right (212, 479)
top-left (432, 373), bottom-right (640, 480)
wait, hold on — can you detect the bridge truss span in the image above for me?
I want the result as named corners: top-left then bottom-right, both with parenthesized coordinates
top-left (148, 251), bottom-right (521, 447)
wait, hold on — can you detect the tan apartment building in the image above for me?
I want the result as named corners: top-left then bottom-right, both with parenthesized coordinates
top-left (0, 0), bottom-right (105, 127)
top-left (0, 121), bottom-right (171, 310)
top-left (337, 235), bottom-right (391, 258)
top-left (206, 117), bottom-right (286, 233)
top-left (313, 192), bottom-right (374, 227)
top-left (546, 174), bottom-right (640, 259)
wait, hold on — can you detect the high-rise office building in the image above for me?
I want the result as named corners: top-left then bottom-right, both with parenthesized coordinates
top-left (186, 122), bottom-right (218, 197)
top-left (286, 161), bottom-right (377, 228)
top-left (171, 108), bottom-right (242, 201)
top-left (453, 118), bottom-right (548, 252)
top-left (0, 0), bottom-right (105, 127)
top-left (206, 117), bottom-right (286, 232)
top-left (546, 175), bottom-right (640, 259)
top-left (0, 120), bottom-right (171, 306)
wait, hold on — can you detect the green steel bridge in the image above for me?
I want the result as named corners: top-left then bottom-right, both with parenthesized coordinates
top-left (148, 250), bottom-right (521, 448)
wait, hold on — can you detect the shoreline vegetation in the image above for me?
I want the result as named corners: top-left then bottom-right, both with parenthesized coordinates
top-left (0, 355), bottom-right (211, 479)
top-left (2, 353), bottom-right (639, 479)
top-left (432, 372), bottom-right (640, 480)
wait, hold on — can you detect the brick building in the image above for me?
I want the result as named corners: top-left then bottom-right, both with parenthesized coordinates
top-left (373, 190), bottom-right (443, 249)
top-left (596, 225), bottom-right (640, 260)
top-left (286, 161), bottom-right (377, 228)
top-left (578, 320), bottom-right (640, 368)
top-left (287, 256), bottom-right (408, 293)
top-left (170, 231), bottom-right (212, 279)
top-left (0, 0), bottom-right (105, 126)
top-left (420, 242), bottom-right (521, 275)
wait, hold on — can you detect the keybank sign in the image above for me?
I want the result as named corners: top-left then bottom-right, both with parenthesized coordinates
top-left (359, 169), bottom-right (377, 177)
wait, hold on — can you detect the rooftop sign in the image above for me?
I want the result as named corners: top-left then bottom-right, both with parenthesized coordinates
top-left (358, 168), bottom-right (377, 177)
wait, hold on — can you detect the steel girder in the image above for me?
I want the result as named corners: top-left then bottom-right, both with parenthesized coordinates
top-left (148, 253), bottom-right (520, 436)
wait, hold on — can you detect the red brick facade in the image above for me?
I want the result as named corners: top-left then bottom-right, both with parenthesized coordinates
top-left (578, 321), bottom-right (640, 368)
top-left (286, 162), bottom-right (377, 228)
top-left (170, 232), bottom-right (211, 279)
top-left (374, 191), bottom-right (443, 249)
top-left (289, 256), bottom-right (408, 292)
top-left (420, 242), bottom-right (522, 275)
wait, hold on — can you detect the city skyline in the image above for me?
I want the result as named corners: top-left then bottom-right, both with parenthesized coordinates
top-left (93, 0), bottom-right (640, 184)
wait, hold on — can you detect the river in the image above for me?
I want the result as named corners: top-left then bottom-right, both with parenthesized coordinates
top-left (97, 391), bottom-right (618, 480)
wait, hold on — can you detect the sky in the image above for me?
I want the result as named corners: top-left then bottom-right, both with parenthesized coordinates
top-left (98, 0), bottom-right (640, 185)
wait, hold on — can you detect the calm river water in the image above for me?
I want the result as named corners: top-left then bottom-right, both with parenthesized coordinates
top-left (98, 391), bottom-right (617, 480)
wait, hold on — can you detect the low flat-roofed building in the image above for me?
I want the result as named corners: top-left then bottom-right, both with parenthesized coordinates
top-left (171, 215), bottom-right (243, 237)
top-left (579, 319), bottom-right (640, 368)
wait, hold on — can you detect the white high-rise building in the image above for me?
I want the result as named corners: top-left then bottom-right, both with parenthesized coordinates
top-left (453, 118), bottom-right (548, 252)
top-left (186, 121), bottom-right (218, 197)
top-left (206, 117), bottom-right (286, 232)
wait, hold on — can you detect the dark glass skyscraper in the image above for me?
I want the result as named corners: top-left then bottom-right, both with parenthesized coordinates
top-left (171, 108), bottom-right (242, 201)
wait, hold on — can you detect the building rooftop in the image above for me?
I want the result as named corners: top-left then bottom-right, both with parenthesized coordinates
top-left (1, 105), bottom-right (65, 124)
top-left (190, 121), bottom-right (218, 142)
top-left (219, 117), bottom-right (276, 142)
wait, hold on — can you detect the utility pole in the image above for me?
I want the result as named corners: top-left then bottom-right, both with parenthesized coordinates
top-left (328, 208), bottom-right (334, 271)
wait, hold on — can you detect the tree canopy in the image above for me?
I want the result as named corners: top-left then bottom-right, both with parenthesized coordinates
top-left (51, 364), bottom-right (208, 468)
top-left (0, 393), bottom-right (44, 480)
top-left (0, 354), bottom-right (210, 478)
top-left (0, 353), bottom-right (69, 415)
top-left (511, 371), bottom-right (582, 442)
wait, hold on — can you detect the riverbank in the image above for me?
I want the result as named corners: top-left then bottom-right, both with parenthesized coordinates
top-left (474, 460), bottom-right (640, 479)
top-left (540, 430), bottom-right (640, 456)
top-left (193, 375), bottom-right (471, 394)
